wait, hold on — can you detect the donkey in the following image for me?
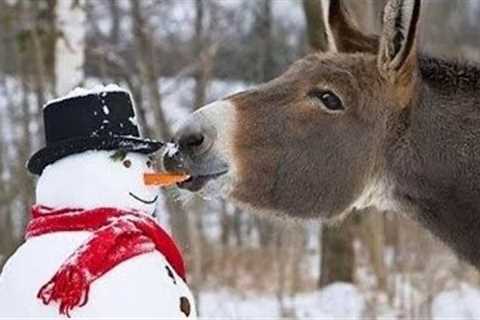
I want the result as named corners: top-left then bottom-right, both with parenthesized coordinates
top-left (164, 0), bottom-right (480, 268)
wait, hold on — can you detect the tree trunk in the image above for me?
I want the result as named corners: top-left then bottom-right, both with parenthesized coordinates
top-left (193, 0), bottom-right (207, 109)
top-left (0, 2), bottom-right (18, 270)
top-left (16, 65), bottom-right (34, 234)
top-left (254, 0), bottom-right (274, 82)
top-left (108, 0), bottom-right (120, 45)
top-left (232, 207), bottom-right (244, 247)
top-left (130, 0), bottom-right (169, 140)
top-left (319, 223), bottom-right (355, 287)
top-left (55, 0), bottom-right (86, 95)
top-left (360, 210), bottom-right (387, 292)
top-left (0, 77), bottom-right (15, 271)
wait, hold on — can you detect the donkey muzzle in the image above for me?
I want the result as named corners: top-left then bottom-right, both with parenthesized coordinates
top-left (163, 104), bottom-right (232, 192)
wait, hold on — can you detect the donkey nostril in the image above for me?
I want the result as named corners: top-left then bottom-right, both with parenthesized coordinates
top-left (185, 133), bottom-right (204, 147)
top-left (175, 118), bottom-right (215, 157)
top-left (180, 133), bottom-right (207, 154)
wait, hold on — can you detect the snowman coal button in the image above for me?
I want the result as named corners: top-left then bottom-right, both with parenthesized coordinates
top-left (166, 265), bottom-right (177, 284)
top-left (0, 85), bottom-right (196, 319)
top-left (180, 296), bottom-right (191, 316)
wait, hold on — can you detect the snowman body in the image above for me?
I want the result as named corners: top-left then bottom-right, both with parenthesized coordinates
top-left (0, 151), bottom-right (196, 318)
top-left (0, 232), bottom-right (194, 318)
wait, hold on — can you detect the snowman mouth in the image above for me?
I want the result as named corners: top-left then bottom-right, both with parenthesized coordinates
top-left (129, 192), bottom-right (158, 205)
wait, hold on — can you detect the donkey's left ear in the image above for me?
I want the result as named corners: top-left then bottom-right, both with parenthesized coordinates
top-left (326, 0), bottom-right (379, 54)
top-left (378, 0), bottom-right (421, 85)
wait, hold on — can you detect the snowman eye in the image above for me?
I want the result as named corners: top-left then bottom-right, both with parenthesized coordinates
top-left (146, 160), bottom-right (153, 168)
top-left (123, 159), bottom-right (132, 168)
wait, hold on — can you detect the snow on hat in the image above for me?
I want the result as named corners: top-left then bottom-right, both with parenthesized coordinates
top-left (27, 85), bottom-right (163, 175)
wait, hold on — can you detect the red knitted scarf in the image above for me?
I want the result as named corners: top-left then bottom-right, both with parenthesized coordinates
top-left (26, 205), bottom-right (186, 317)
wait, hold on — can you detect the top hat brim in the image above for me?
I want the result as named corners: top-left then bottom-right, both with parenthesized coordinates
top-left (27, 135), bottom-right (163, 175)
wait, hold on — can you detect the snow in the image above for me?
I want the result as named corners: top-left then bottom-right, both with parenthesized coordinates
top-left (294, 283), bottom-right (365, 318)
top-left (199, 283), bottom-right (365, 319)
top-left (432, 283), bottom-right (480, 320)
top-left (129, 115), bottom-right (138, 126)
top-left (117, 140), bottom-right (152, 150)
top-left (199, 289), bottom-right (285, 318)
top-left (165, 142), bottom-right (180, 157)
top-left (46, 84), bottom-right (128, 106)
top-left (196, 283), bottom-right (480, 319)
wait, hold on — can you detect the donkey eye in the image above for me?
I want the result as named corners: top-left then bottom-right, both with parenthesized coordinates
top-left (308, 90), bottom-right (344, 112)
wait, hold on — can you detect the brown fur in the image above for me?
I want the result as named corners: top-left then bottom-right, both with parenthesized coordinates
top-left (229, 53), bottom-right (386, 219)
top-left (226, 0), bottom-right (480, 266)
top-left (169, 0), bottom-right (480, 268)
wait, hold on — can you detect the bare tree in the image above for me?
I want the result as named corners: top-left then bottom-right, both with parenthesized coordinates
top-left (130, 0), bottom-right (169, 140)
top-left (55, 0), bottom-right (86, 95)
top-left (108, 0), bottom-right (120, 46)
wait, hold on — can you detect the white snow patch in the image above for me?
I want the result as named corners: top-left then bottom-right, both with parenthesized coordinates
top-left (129, 116), bottom-right (138, 126)
top-left (46, 84), bottom-right (128, 107)
top-left (200, 289), bottom-right (282, 318)
top-left (295, 283), bottom-right (366, 319)
top-left (118, 141), bottom-right (150, 150)
top-left (432, 283), bottom-right (480, 320)
top-left (164, 143), bottom-right (179, 157)
top-left (199, 283), bottom-right (365, 319)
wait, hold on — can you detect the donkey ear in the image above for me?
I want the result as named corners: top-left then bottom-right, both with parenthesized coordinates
top-left (326, 0), bottom-right (379, 54)
top-left (378, 0), bottom-right (421, 84)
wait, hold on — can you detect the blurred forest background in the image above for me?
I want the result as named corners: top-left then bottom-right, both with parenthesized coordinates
top-left (1, 0), bottom-right (480, 318)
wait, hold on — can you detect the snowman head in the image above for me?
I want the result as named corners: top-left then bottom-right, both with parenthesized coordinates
top-left (36, 150), bottom-right (159, 214)
top-left (27, 86), bottom-right (164, 215)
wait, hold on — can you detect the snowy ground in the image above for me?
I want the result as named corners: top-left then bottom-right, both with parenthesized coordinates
top-left (197, 282), bottom-right (480, 319)
top-left (199, 283), bottom-right (364, 319)
top-left (432, 283), bottom-right (480, 319)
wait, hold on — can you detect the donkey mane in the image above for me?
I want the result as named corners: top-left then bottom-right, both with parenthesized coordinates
top-left (420, 55), bottom-right (480, 92)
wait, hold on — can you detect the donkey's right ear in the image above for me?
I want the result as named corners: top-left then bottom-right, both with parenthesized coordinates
top-left (325, 0), bottom-right (379, 54)
top-left (378, 0), bottom-right (421, 85)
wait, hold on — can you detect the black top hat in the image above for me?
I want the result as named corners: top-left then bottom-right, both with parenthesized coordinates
top-left (27, 89), bottom-right (163, 175)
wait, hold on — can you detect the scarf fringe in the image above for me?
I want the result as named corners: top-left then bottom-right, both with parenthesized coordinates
top-left (37, 266), bottom-right (89, 318)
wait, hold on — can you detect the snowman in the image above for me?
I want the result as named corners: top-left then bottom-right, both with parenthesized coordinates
top-left (0, 86), bottom-right (196, 318)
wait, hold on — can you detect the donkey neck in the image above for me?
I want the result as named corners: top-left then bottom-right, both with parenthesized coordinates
top-left (384, 62), bottom-right (480, 266)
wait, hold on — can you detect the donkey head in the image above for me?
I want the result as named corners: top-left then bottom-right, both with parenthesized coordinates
top-left (166, 0), bottom-right (421, 220)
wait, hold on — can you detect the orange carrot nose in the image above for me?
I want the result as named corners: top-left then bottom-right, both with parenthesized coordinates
top-left (144, 172), bottom-right (190, 187)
